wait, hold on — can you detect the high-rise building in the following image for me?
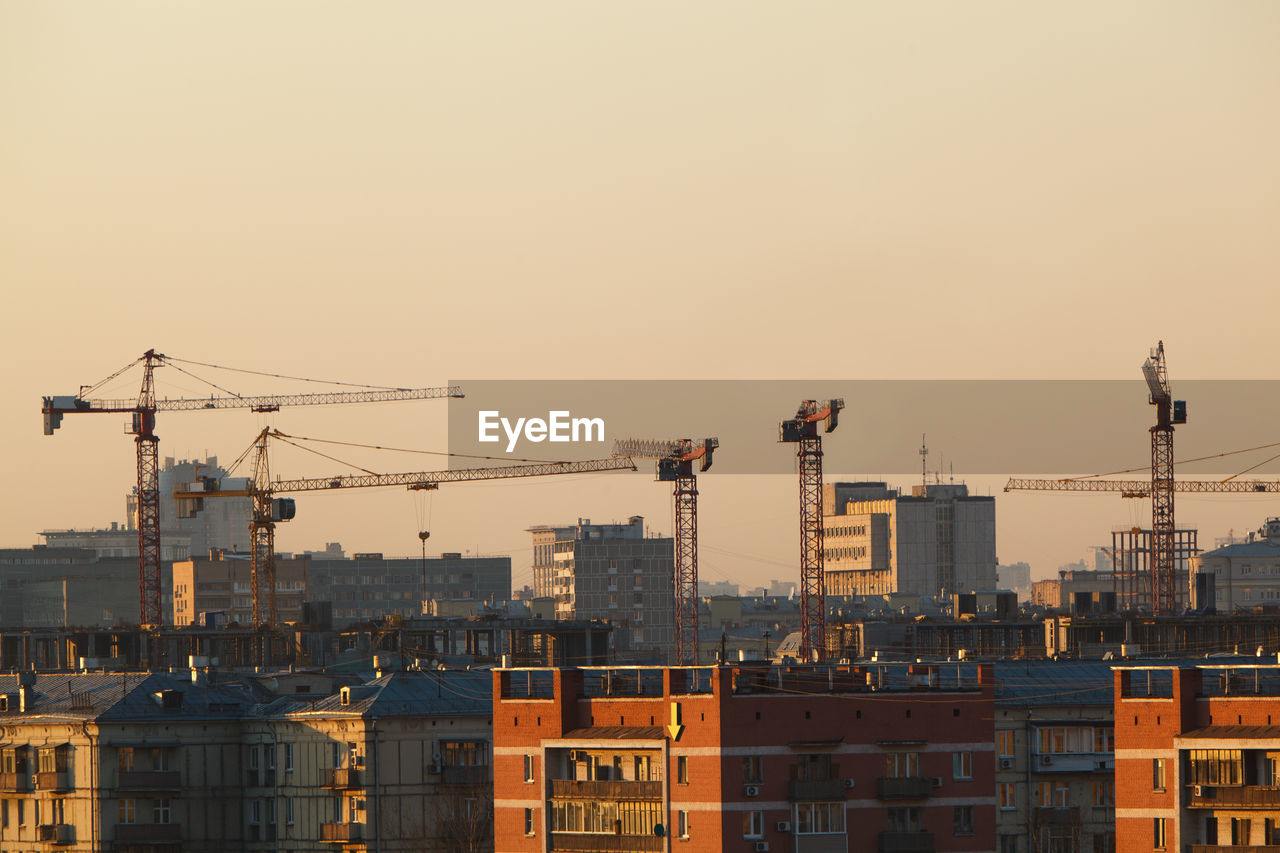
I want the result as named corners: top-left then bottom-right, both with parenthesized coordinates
top-left (823, 482), bottom-right (997, 601)
top-left (529, 517), bottom-right (675, 657)
top-left (493, 662), bottom-right (996, 853)
top-left (1113, 663), bottom-right (1280, 853)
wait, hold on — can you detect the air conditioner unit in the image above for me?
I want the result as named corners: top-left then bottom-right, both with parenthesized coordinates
top-left (1040, 755), bottom-right (1052, 766)
top-left (744, 785), bottom-right (760, 797)
top-left (1000, 758), bottom-right (1014, 770)
top-left (428, 763), bottom-right (442, 774)
top-left (1193, 785), bottom-right (1203, 797)
top-left (775, 821), bottom-right (791, 833)
top-left (1096, 760), bottom-right (1110, 771)
top-left (754, 843), bottom-right (770, 852)
top-left (931, 776), bottom-right (943, 787)
top-left (843, 778), bottom-right (855, 789)
top-left (432, 751), bottom-right (443, 763)
top-left (568, 750), bottom-right (581, 762)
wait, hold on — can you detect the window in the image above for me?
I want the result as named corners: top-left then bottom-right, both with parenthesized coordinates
top-left (1093, 728), bottom-right (1115, 754)
top-left (678, 809), bottom-right (690, 838)
top-left (38, 746), bottom-right (68, 773)
top-left (250, 799), bottom-right (262, 825)
top-left (953, 751), bottom-right (973, 780)
top-left (999, 782), bottom-right (1017, 810)
top-left (524, 755), bottom-right (536, 783)
top-left (796, 802), bottom-right (845, 834)
top-left (1000, 835), bottom-right (1020, 853)
top-left (677, 756), bottom-right (688, 784)
top-left (268, 799), bottom-right (277, 827)
top-left (1038, 726), bottom-right (1094, 755)
top-left (1154, 818), bottom-right (1167, 849)
top-left (997, 730), bottom-right (1015, 757)
top-left (1092, 780), bottom-right (1114, 807)
top-left (332, 743), bottom-right (342, 769)
top-left (249, 746), bottom-right (260, 771)
top-left (117, 748), bottom-right (135, 772)
top-left (742, 755), bottom-right (763, 783)
top-left (441, 741), bottom-right (488, 767)
top-left (1036, 781), bottom-right (1062, 807)
top-left (285, 743), bottom-right (293, 772)
top-left (887, 807), bottom-right (920, 832)
top-left (119, 799), bottom-right (136, 824)
top-left (1153, 758), bottom-right (1167, 790)
top-left (524, 807), bottom-right (535, 836)
top-left (743, 810), bottom-right (764, 838)
top-left (886, 752), bottom-right (919, 778)
top-left (286, 797), bottom-right (294, 826)
top-left (954, 806), bottom-right (974, 836)
top-left (1187, 750), bottom-right (1242, 786)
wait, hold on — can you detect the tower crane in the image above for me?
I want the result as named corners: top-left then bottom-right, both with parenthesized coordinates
top-left (780, 399), bottom-right (844, 661)
top-left (1142, 341), bottom-right (1187, 615)
top-left (611, 437), bottom-right (719, 666)
top-left (175, 428), bottom-right (639, 628)
top-left (41, 349), bottom-right (462, 627)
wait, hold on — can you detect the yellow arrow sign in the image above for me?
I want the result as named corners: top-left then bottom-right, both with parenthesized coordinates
top-left (668, 701), bottom-right (684, 741)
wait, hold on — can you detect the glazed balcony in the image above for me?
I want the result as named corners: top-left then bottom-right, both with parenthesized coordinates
top-left (878, 776), bottom-right (934, 800)
top-left (1188, 785), bottom-right (1280, 809)
top-left (549, 779), bottom-right (662, 799)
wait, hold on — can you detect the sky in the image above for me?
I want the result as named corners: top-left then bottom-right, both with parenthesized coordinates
top-left (3, 2), bottom-right (1280, 593)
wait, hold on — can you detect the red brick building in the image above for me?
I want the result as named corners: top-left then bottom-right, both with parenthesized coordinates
top-left (1114, 664), bottom-right (1280, 853)
top-left (493, 663), bottom-right (996, 853)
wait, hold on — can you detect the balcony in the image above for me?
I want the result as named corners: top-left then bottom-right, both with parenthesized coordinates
top-left (36, 824), bottom-right (72, 844)
top-left (247, 824), bottom-right (278, 842)
top-left (321, 822), bottom-right (364, 842)
top-left (1189, 848), bottom-right (1280, 853)
top-left (36, 771), bottom-right (71, 792)
top-left (1188, 785), bottom-right (1280, 809)
top-left (879, 830), bottom-right (935, 853)
top-left (790, 777), bottom-right (849, 800)
top-left (550, 779), bottom-right (663, 799)
top-left (0, 772), bottom-right (31, 793)
top-left (115, 823), bottom-right (182, 844)
top-left (441, 765), bottom-right (489, 787)
top-left (117, 770), bottom-right (181, 791)
top-left (878, 777), bottom-right (934, 800)
top-left (1033, 807), bottom-right (1081, 826)
top-left (323, 768), bottom-right (362, 789)
top-left (549, 832), bottom-right (664, 852)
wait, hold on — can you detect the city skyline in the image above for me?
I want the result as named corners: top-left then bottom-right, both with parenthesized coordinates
top-left (5, 3), bottom-right (1280, 594)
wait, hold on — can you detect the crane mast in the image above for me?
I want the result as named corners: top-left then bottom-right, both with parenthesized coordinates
top-left (612, 437), bottom-right (718, 666)
top-left (780, 399), bottom-right (843, 662)
top-left (1143, 341), bottom-right (1186, 615)
top-left (41, 349), bottom-right (462, 635)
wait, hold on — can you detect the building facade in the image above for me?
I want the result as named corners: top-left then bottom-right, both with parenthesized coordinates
top-left (1114, 663), bottom-right (1280, 853)
top-left (493, 662), bottom-right (996, 853)
top-left (1192, 518), bottom-right (1280, 612)
top-left (171, 553), bottom-right (310, 626)
top-left (529, 517), bottom-right (675, 657)
top-left (822, 483), bottom-right (997, 601)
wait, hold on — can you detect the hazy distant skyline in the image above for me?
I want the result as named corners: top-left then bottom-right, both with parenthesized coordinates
top-left (4, 2), bottom-right (1280, 592)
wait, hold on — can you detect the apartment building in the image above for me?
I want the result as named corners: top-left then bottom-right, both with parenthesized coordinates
top-left (171, 552), bottom-right (310, 625)
top-left (310, 552), bottom-right (511, 628)
top-left (0, 666), bottom-right (493, 852)
top-left (994, 662), bottom-right (1117, 853)
top-left (0, 547), bottom-right (167, 628)
top-left (492, 662), bottom-right (996, 853)
top-left (1114, 663), bottom-right (1280, 853)
top-left (822, 482), bottom-right (997, 601)
top-left (1193, 518), bottom-right (1280, 611)
top-left (529, 517), bottom-right (675, 657)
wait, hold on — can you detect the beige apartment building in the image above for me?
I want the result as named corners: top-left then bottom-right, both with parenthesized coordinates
top-left (171, 552), bottom-right (309, 625)
top-left (0, 666), bottom-right (493, 852)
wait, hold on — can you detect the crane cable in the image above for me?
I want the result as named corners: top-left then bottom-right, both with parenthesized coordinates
top-left (1068, 440), bottom-right (1280, 481)
top-left (164, 355), bottom-right (407, 391)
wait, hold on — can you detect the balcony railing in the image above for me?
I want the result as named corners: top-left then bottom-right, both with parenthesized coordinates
top-left (879, 830), bottom-right (935, 853)
top-left (441, 765), bottom-right (490, 786)
top-left (323, 768), bottom-right (362, 789)
top-left (36, 823), bottom-right (72, 844)
top-left (549, 832), bottom-right (665, 852)
top-left (36, 771), bottom-right (71, 792)
top-left (117, 770), bottom-right (181, 791)
top-left (1033, 807), bottom-right (1081, 826)
top-left (1189, 847), bottom-right (1280, 853)
top-left (878, 777), bottom-right (934, 800)
top-left (115, 823), bottom-right (182, 844)
top-left (1189, 785), bottom-right (1280, 809)
top-left (321, 822), bottom-right (363, 842)
top-left (550, 779), bottom-right (663, 799)
top-left (0, 772), bottom-right (31, 793)
top-left (790, 777), bottom-right (849, 800)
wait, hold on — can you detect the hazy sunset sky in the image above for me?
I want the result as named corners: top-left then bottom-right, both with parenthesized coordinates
top-left (3, 2), bottom-right (1279, 591)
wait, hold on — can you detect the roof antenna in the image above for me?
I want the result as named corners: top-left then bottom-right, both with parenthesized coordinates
top-left (919, 434), bottom-right (928, 488)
